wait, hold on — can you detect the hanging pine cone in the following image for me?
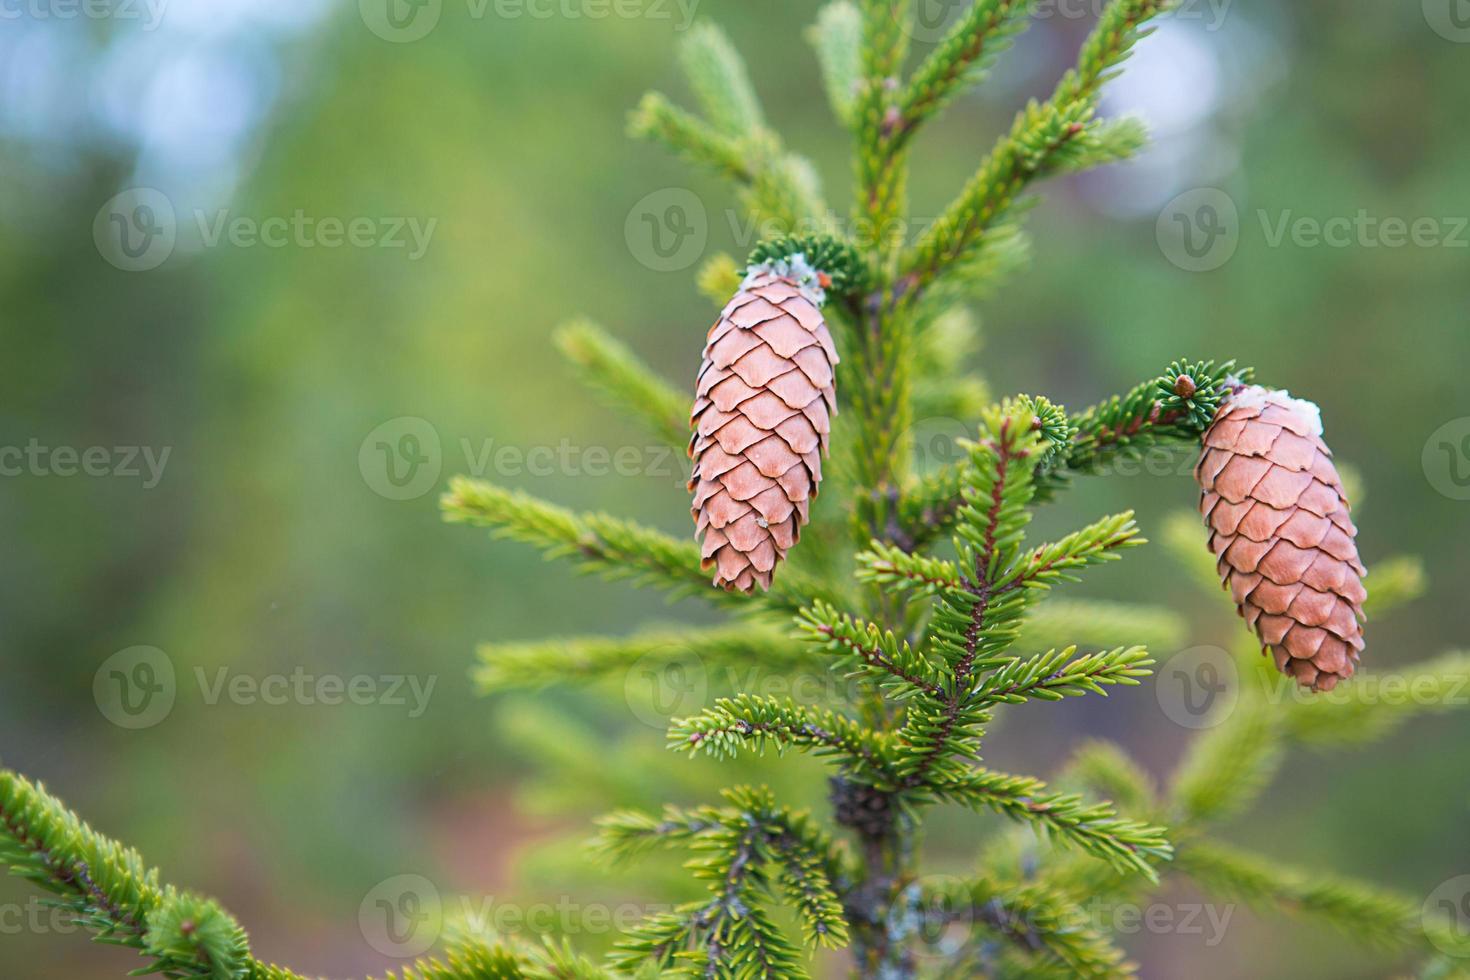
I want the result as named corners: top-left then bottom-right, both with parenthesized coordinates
top-left (689, 238), bottom-right (855, 593)
top-left (1195, 384), bottom-right (1367, 691)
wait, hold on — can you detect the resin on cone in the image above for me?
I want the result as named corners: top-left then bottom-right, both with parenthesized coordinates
top-left (1195, 384), bottom-right (1367, 691)
top-left (689, 254), bottom-right (838, 592)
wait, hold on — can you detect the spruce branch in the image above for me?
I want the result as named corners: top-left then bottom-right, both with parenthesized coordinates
top-left (999, 511), bottom-right (1142, 592)
top-left (0, 769), bottom-right (254, 979)
top-left (1015, 599), bottom-right (1186, 657)
top-left (922, 875), bottom-right (1135, 979)
top-left (474, 623), bottom-right (807, 694)
top-left (669, 694), bottom-right (899, 785)
top-left (896, 0), bottom-right (1176, 302)
top-left (808, 2), bottom-right (864, 127)
top-left (895, 0), bottom-right (1035, 149)
top-left (924, 768), bottom-right (1172, 881)
top-left (972, 645), bottom-right (1153, 705)
top-left (1060, 740), bottom-right (1158, 817)
top-left (1177, 838), bottom-right (1470, 958)
top-left (854, 0), bottom-right (912, 262)
top-left (677, 23), bottom-right (765, 139)
top-left (797, 600), bottom-right (945, 699)
top-left (629, 96), bottom-right (829, 235)
top-left (629, 93), bottom-right (752, 181)
top-left (554, 319), bottom-right (688, 449)
top-left (1169, 696), bottom-right (1283, 824)
top-left (1360, 554), bottom-right (1428, 619)
top-left (1280, 651), bottom-right (1470, 748)
top-left (442, 477), bottom-right (836, 614)
top-left (604, 787), bottom-right (850, 977)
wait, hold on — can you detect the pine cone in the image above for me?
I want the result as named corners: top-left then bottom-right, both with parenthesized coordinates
top-left (689, 256), bottom-right (838, 592)
top-left (1195, 385), bottom-right (1367, 691)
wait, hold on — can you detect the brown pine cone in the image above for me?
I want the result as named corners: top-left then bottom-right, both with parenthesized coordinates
top-left (1195, 385), bottom-right (1367, 691)
top-left (689, 257), bottom-right (837, 592)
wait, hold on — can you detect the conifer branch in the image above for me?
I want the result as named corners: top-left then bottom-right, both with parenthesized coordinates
top-left (442, 477), bottom-right (835, 614)
top-left (669, 694), bottom-right (899, 785)
top-left (678, 23), bottom-right (765, 139)
top-left (895, 0), bottom-right (1175, 303)
top-left (809, 2), bottom-right (864, 127)
top-left (603, 788), bottom-right (850, 976)
top-left (628, 93), bottom-right (752, 182)
top-left (972, 645), bottom-right (1153, 705)
top-left (922, 875), bottom-right (1135, 979)
top-left (1060, 740), bottom-right (1159, 817)
top-left (1280, 651), bottom-right (1470, 748)
top-left (474, 623), bottom-right (806, 693)
top-left (1169, 696), bottom-right (1283, 824)
top-left (895, 0), bottom-right (1034, 150)
top-left (0, 769), bottom-right (256, 979)
top-left (797, 600), bottom-right (944, 699)
top-left (1360, 554), bottom-right (1428, 619)
top-left (553, 320), bottom-right (688, 449)
top-left (1177, 838), bottom-right (1470, 958)
top-left (1015, 600), bottom-right (1186, 657)
top-left (999, 511), bottom-right (1142, 592)
top-left (854, 0), bottom-right (911, 261)
top-left (924, 768), bottom-right (1172, 881)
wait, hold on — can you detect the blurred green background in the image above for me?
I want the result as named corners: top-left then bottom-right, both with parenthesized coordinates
top-left (1, 0), bottom-right (1467, 976)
